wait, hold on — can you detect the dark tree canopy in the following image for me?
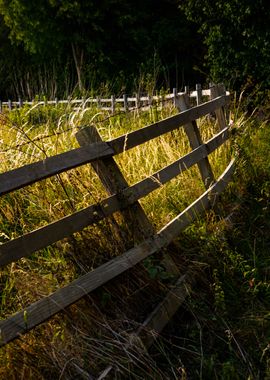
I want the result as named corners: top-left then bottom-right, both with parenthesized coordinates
top-left (0, 0), bottom-right (204, 98)
top-left (181, 0), bottom-right (270, 90)
top-left (0, 0), bottom-right (268, 99)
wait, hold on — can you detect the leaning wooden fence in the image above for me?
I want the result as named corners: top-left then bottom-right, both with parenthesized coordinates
top-left (0, 85), bottom-right (235, 350)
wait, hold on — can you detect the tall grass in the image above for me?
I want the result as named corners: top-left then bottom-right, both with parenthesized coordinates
top-left (0, 97), bottom-right (268, 379)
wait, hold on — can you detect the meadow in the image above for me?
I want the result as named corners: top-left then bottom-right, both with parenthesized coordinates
top-left (0, 96), bottom-right (269, 379)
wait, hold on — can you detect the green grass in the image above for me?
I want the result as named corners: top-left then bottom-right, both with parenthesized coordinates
top-left (0, 98), bottom-right (269, 379)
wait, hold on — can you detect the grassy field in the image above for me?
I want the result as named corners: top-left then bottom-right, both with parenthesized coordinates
top-left (0, 97), bottom-right (269, 379)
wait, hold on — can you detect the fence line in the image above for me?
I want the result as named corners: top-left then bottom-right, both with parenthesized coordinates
top-left (0, 127), bottom-right (230, 267)
top-left (0, 84), bottom-right (228, 112)
top-left (0, 94), bottom-right (229, 196)
top-left (0, 84), bottom-right (234, 350)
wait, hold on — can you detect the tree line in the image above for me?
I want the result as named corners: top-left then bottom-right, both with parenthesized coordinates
top-left (0, 0), bottom-right (269, 100)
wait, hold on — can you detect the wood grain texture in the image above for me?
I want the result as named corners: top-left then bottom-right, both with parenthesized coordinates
top-left (158, 159), bottom-right (235, 243)
top-left (0, 197), bottom-right (120, 266)
top-left (0, 142), bottom-right (114, 195)
top-left (126, 127), bottom-right (229, 204)
top-left (76, 126), bottom-right (155, 242)
top-left (0, 235), bottom-right (165, 346)
top-left (0, 127), bottom-right (229, 266)
top-left (108, 95), bottom-right (229, 154)
top-left (137, 271), bottom-right (195, 348)
top-left (210, 85), bottom-right (227, 131)
top-left (0, 159), bottom-right (235, 346)
top-left (97, 269), bottom-right (195, 378)
top-left (196, 84), bottom-right (202, 105)
top-left (176, 93), bottom-right (215, 189)
top-left (0, 96), bottom-right (229, 196)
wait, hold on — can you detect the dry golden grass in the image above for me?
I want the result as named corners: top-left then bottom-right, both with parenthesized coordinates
top-left (0, 100), bottom-right (232, 379)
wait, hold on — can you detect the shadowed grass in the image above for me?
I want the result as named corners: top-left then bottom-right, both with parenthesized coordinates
top-left (0, 97), bottom-right (268, 379)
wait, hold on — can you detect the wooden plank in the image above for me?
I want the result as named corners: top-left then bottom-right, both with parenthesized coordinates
top-left (58, 100), bottom-right (69, 104)
top-left (0, 236), bottom-right (165, 346)
top-left (0, 146), bottom-right (206, 266)
top-left (0, 96), bottom-right (229, 196)
top-left (210, 84), bottom-right (227, 131)
top-left (0, 128), bottom-right (229, 266)
top-left (158, 159), bottom-right (235, 243)
top-left (98, 270), bottom-right (195, 378)
top-left (76, 126), bottom-right (155, 242)
top-left (111, 95), bottom-right (115, 113)
top-left (0, 142), bottom-right (114, 196)
top-left (123, 94), bottom-right (128, 111)
top-left (173, 88), bottom-right (177, 107)
top-left (0, 159), bottom-right (235, 346)
top-left (96, 160), bottom-right (238, 370)
top-left (202, 89), bottom-right (211, 96)
top-left (196, 84), bottom-right (202, 105)
top-left (136, 271), bottom-right (195, 348)
top-left (0, 197), bottom-right (120, 267)
top-left (206, 127), bottom-right (229, 152)
top-left (127, 127), bottom-right (229, 204)
top-left (176, 93), bottom-right (215, 189)
top-left (109, 95), bottom-right (229, 154)
top-left (74, 127), bottom-right (177, 273)
top-left (3, 90), bottom-right (216, 110)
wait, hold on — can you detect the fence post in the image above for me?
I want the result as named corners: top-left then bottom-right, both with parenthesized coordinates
top-left (75, 126), bottom-right (179, 275)
top-left (0, 101), bottom-right (2, 113)
top-left (173, 88), bottom-right (177, 108)
top-left (148, 94), bottom-right (153, 108)
top-left (8, 100), bottom-right (12, 110)
top-left (196, 84), bottom-right (202, 105)
top-left (75, 126), bottom-right (154, 244)
top-left (175, 94), bottom-right (215, 189)
top-left (111, 95), bottom-right (115, 113)
top-left (210, 83), bottom-right (227, 130)
top-left (135, 93), bottom-right (140, 109)
top-left (123, 94), bottom-right (128, 112)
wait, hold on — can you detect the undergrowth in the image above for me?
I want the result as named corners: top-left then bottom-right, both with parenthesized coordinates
top-left (0, 97), bottom-right (269, 379)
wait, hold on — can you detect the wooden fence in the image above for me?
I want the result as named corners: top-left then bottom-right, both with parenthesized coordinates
top-left (0, 85), bottom-right (235, 356)
top-left (0, 84), bottom-right (229, 112)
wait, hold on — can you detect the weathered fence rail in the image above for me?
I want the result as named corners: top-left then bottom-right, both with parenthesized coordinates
top-left (0, 85), bottom-right (234, 353)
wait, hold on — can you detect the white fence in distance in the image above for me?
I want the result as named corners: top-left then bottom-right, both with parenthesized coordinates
top-left (0, 85), bottom-right (228, 113)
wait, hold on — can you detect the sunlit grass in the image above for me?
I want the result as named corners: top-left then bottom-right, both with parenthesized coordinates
top-left (0, 99), bottom-right (239, 379)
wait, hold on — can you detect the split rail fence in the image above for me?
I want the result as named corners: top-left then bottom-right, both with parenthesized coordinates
top-left (0, 85), bottom-right (235, 356)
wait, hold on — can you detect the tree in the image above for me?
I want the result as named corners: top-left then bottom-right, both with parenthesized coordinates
top-left (181, 0), bottom-right (270, 90)
top-left (0, 0), bottom-right (204, 97)
top-left (0, 0), bottom-right (101, 92)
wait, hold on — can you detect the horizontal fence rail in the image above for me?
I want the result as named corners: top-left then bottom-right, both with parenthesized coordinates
top-left (0, 160), bottom-right (235, 346)
top-left (0, 95), bottom-right (229, 195)
top-left (0, 127), bottom-right (229, 267)
top-left (0, 85), bottom-right (235, 349)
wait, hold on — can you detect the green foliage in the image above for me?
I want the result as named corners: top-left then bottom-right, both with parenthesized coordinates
top-left (181, 0), bottom-right (270, 91)
top-left (1, 0), bottom-right (269, 99)
top-left (143, 256), bottom-right (173, 281)
top-left (0, 0), bottom-right (203, 98)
